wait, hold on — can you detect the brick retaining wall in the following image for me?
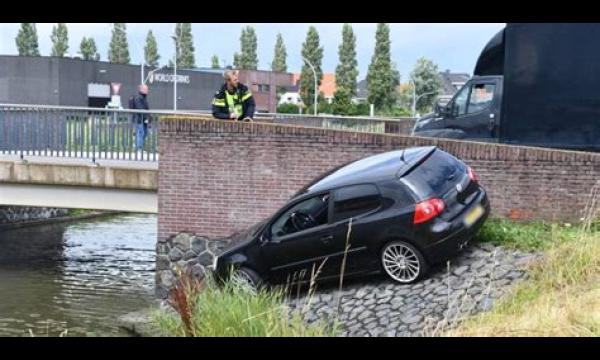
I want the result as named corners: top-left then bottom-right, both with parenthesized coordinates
top-left (158, 117), bottom-right (600, 242)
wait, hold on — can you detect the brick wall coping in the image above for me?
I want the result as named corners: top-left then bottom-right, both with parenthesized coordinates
top-left (159, 116), bottom-right (600, 163)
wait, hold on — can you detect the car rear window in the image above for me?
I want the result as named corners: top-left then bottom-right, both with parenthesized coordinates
top-left (401, 150), bottom-right (465, 199)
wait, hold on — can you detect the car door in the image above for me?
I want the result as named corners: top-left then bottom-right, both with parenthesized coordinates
top-left (328, 184), bottom-right (383, 276)
top-left (445, 79), bottom-right (500, 141)
top-left (260, 192), bottom-right (338, 284)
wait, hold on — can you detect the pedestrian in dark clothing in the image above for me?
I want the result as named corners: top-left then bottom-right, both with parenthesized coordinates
top-left (129, 84), bottom-right (151, 151)
top-left (212, 70), bottom-right (255, 121)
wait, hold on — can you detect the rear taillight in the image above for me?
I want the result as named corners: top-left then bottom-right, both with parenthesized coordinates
top-left (467, 166), bottom-right (479, 182)
top-left (414, 198), bottom-right (445, 224)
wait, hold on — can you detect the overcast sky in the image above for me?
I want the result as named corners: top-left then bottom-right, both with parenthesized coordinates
top-left (0, 23), bottom-right (505, 80)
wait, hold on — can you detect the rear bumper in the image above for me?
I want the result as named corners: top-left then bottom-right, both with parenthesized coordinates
top-left (420, 189), bottom-right (490, 264)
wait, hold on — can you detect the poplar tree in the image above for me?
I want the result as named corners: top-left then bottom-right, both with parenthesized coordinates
top-left (144, 30), bottom-right (160, 66)
top-left (366, 23), bottom-right (397, 111)
top-left (333, 24), bottom-right (359, 114)
top-left (15, 23), bottom-right (40, 56)
top-left (211, 55), bottom-right (220, 69)
top-left (173, 23), bottom-right (195, 68)
top-left (271, 33), bottom-right (287, 72)
top-left (108, 23), bottom-right (130, 64)
top-left (80, 37), bottom-right (100, 61)
top-left (51, 23), bottom-right (69, 57)
top-left (299, 26), bottom-right (324, 108)
top-left (234, 26), bottom-right (258, 70)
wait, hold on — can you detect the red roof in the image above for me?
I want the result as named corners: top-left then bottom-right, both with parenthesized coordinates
top-left (293, 73), bottom-right (336, 97)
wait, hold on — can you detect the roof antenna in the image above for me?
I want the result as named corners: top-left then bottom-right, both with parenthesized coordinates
top-left (400, 148), bottom-right (406, 163)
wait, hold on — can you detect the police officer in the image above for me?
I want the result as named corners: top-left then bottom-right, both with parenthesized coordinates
top-left (212, 70), bottom-right (255, 121)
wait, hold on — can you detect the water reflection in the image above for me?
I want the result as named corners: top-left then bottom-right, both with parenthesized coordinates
top-left (0, 214), bottom-right (156, 336)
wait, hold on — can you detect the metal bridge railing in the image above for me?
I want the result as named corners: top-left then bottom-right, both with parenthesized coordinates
top-left (0, 103), bottom-right (416, 163)
top-left (0, 104), bottom-right (203, 163)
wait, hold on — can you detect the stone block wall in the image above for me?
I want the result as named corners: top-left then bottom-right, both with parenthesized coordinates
top-left (0, 206), bottom-right (68, 225)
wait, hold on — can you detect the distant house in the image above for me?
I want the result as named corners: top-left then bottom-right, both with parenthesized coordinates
top-left (292, 73), bottom-right (337, 104)
top-left (438, 70), bottom-right (470, 106)
top-left (319, 73), bottom-right (336, 104)
top-left (278, 84), bottom-right (303, 106)
top-left (353, 72), bottom-right (469, 108)
top-left (353, 79), bottom-right (368, 103)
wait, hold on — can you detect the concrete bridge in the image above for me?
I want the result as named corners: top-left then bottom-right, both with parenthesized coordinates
top-left (0, 154), bottom-right (157, 213)
top-left (0, 104), bottom-right (413, 215)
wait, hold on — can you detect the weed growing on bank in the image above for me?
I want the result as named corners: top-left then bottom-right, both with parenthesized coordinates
top-left (152, 271), bottom-right (337, 337)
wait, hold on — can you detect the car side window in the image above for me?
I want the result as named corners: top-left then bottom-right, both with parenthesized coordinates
top-left (332, 184), bottom-right (381, 222)
top-left (467, 83), bottom-right (495, 114)
top-left (270, 193), bottom-right (330, 238)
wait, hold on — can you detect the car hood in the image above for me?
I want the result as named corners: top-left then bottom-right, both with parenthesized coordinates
top-left (412, 112), bottom-right (444, 132)
top-left (219, 219), bottom-right (267, 251)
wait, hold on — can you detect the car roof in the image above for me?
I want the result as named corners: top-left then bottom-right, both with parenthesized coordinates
top-left (293, 146), bottom-right (436, 198)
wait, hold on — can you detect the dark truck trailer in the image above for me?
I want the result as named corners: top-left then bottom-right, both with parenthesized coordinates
top-left (412, 23), bottom-right (600, 151)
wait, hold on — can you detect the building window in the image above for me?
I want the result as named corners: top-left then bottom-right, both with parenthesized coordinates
top-left (256, 84), bottom-right (271, 92)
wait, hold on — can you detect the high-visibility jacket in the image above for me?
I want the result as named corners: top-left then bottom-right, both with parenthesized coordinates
top-left (212, 83), bottom-right (255, 120)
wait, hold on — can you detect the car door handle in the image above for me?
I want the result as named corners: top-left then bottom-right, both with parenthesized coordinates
top-left (320, 235), bottom-right (333, 244)
top-left (488, 117), bottom-right (496, 131)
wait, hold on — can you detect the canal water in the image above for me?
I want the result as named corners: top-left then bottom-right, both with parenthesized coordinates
top-left (0, 214), bottom-right (156, 336)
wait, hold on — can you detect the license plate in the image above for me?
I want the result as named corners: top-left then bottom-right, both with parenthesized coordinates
top-left (464, 205), bottom-right (484, 227)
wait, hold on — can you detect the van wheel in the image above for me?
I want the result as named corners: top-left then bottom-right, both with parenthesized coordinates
top-left (381, 241), bottom-right (428, 284)
top-left (231, 266), bottom-right (263, 291)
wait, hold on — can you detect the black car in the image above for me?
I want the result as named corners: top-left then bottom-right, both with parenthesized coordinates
top-left (213, 146), bottom-right (490, 287)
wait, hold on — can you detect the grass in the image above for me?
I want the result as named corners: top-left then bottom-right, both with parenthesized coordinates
top-left (67, 209), bottom-right (97, 217)
top-left (445, 229), bottom-right (599, 336)
top-left (474, 218), bottom-right (581, 251)
top-left (442, 183), bottom-right (600, 336)
top-left (151, 270), bottom-right (338, 337)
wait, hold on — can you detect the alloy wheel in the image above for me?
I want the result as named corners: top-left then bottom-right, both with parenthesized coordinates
top-left (231, 268), bottom-right (258, 293)
top-left (381, 242), bottom-right (422, 283)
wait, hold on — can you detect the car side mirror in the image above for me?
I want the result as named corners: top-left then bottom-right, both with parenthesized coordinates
top-left (259, 232), bottom-right (269, 245)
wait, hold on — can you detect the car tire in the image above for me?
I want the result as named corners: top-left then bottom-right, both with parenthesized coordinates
top-left (380, 240), bottom-right (428, 284)
top-left (231, 266), bottom-right (263, 290)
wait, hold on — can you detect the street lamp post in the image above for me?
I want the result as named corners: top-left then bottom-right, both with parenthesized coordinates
top-left (409, 78), bottom-right (441, 118)
top-left (301, 56), bottom-right (318, 116)
top-left (171, 25), bottom-right (182, 112)
top-left (171, 35), bottom-right (178, 111)
top-left (409, 79), bottom-right (416, 117)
